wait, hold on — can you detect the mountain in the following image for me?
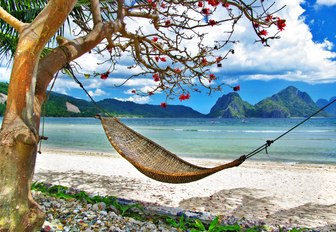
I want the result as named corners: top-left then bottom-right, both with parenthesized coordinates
top-left (0, 82), bottom-right (334, 118)
top-left (208, 86), bottom-right (328, 118)
top-left (251, 86), bottom-right (321, 118)
top-left (97, 98), bottom-right (204, 118)
top-left (316, 97), bottom-right (336, 116)
top-left (0, 82), bottom-right (204, 118)
top-left (207, 92), bottom-right (253, 118)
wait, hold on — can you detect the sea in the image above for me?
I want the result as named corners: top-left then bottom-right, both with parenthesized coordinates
top-left (36, 117), bottom-right (336, 164)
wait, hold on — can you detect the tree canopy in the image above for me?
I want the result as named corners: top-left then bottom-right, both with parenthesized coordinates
top-left (0, 0), bottom-right (286, 104)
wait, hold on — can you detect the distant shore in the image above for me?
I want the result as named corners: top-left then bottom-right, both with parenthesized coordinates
top-left (34, 149), bottom-right (336, 231)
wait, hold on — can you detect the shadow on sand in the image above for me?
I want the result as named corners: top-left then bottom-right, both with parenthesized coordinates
top-left (34, 171), bottom-right (335, 231)
top-left (179, 188), bottom-right (336, 231)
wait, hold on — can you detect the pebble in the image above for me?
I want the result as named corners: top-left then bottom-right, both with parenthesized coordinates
top-left (32, 189), bottom-right (314, 232)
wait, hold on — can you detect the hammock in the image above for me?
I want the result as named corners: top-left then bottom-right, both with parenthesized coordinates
top-left (61, 64), bottom-right (336, 184)
top-left (99, 116), bottom-right (246, 183)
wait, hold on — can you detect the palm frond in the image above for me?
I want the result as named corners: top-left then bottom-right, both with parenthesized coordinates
top-left (0, 32), bottom-right (18, 65)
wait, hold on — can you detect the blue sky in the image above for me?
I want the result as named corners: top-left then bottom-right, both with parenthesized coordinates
top-left (1, 0), bottom-right (336, 114)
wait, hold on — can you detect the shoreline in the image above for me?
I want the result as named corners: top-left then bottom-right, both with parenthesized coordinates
top-left (34, 149), bottom-right (336, 230)
top-left (41, 147), bottom-right (336, 166)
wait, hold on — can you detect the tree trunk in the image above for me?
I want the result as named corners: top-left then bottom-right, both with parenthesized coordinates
top-left (0, 1), bottom-right (77, 230)
top-left (0, 117), bottom-right (44, 231)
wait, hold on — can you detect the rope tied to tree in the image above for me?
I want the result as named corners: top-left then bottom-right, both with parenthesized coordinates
top-left (38, 70), bottom-right (60, 154)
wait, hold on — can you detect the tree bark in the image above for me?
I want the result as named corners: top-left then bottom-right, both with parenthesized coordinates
top-left (0, 0), bottom-right (77, 231)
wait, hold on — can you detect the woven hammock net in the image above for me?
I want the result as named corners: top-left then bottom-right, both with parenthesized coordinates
top-left (100, 117), bottom-right (246, 183)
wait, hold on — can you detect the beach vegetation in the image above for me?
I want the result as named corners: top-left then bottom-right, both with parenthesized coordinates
top-left (31, 182), bottom-right (313, 232)
top-left (31, 182), bottom-right (144, 218)
top-left (0, 0), bottom-right (285, 230)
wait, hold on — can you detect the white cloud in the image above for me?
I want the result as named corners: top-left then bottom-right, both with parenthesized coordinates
top-left (211, 0), bottom-right (336, 84)
top-left (0, 67), bottom-right (11, 82)
top-left (115, 95), bottom-right (151, 104)
top-left (88, 88), bottom-right (106, 97)
top-left (316, 0), bottom-right (336, 6)
top-left (102, 77), bottom-right (157, 88)
top-left (52, 77), bottom-right (80, 95)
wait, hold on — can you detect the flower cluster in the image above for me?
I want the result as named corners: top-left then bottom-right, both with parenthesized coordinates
top-left (100, 71), bottom-right (110, 80)
top-left (276, 18), bottom-right (286, 31)
top-left (233, 85), bottom-right (240, 91)
top-left (160, 102), bottom-right (167, 108)
top-left (152, 73), bottom-right (160, 82)
top-left (254, 14), bottom-right (286, 41)
top-left (154, 56), bottom-right (167, 62)
top-left (103, 1), bottom-right (285, 109)
top-left (209, 74), bottom-right (216, 83)
top-left (179, 93), bottom-right (190, 101)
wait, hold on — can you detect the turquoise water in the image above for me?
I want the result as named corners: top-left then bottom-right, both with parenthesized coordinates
top-left (38, 117), bottom-right (336, 164)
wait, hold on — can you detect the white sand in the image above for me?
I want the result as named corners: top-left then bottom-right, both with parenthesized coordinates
top-left (34, 149), bottom-right (336, 230)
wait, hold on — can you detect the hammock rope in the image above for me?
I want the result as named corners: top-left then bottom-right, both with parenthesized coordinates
top-left (38, 70), bottom-right (60, 154)
top-left (64, 64), bottom-right (336, 183)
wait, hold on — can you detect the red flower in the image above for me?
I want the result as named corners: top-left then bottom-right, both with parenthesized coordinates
top-left (208, 0), bottom-right (220, 7)
top-left (165, 20), bottom-right (171, 26)
top-left (174, 68), bottom-right (182, 74)
top-left (153, 73), bottom-right (160, 82)
top-left (152, 37), bottom-right (158, 42)
top-left (265, 14), bottom-right (273, 22)
top-left (209, 74), bottom-right (216, 81)
top-left (233, 85), bottom-right (240, 91)
top-left (202, 8), bottom-right (211, 15)
top-left (148, 0), bottom-right (156, 7)
top-left (201, 57), bottom-right (208, 65)
top-left (131, 90), bottom-right (136, 94)
top-left (107, 47), bottom-right (112, 53)
top-left (198, 1), bottom-right (203, 7)
top-left (100, 71), bottom-right (110, 79)
top-left (160, 57), bottom-right (167, 62)
top-left (258, 29), bottom-right (268, 36)
top-left (160, 102), bottom-right (167, 108)
top-left (179, 93), bottom-right (190, 101)
top-left (154, 56), bottom-right (160, 62)
top-left (216, 56), bottom-right (222, 63)
top-left (223, 3), bottom-right (230, 8)
top-left (209, 19), bottom-right (216, 26)
top-left (253, 22), bottom-right (260, 28)
top-left (161, 3), bottom-right (166, 8)
top-left (276, 18), bottom-right (286, 31)
top-left (148, 91), bottom-right (154, 96)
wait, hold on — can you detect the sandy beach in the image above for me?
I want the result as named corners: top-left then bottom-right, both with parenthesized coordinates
top-left (33, 149), bottom-right (336, 231)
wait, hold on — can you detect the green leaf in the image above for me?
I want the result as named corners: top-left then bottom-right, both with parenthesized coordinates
top-left (208, 216), bottom-right (219, 231)
top-left (166, 217), bottom-right (179, 228)
top-left (194, 219), bottom-right (206, 231)
top-left (215, 224), bottom-right (241, 232)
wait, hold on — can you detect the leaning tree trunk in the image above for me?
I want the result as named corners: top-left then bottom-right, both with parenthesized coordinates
top-left (0, 118), bottom-right (44, 231)
top-left (0, 1), bottom-right (77, 230)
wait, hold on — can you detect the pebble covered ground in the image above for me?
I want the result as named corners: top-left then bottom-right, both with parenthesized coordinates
top-left (32, 188), bottom-right (318, 232)
top-left (33, 191), bottom-right (177, 231)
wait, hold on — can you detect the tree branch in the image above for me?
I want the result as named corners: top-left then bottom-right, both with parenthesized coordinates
top-left (90, 0), bottom-right (102, 26)
top-left (4, 0), bottom-right (77, 130)
top-left (34, 21), bottom-right (121, 121)
top-left (0, 6), bottom-right (26, 32)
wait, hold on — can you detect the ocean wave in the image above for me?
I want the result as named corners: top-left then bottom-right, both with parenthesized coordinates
top-left (137, 127), bottom-right (335, 134)
top-left (244, 130), bottom-right (286, 133)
